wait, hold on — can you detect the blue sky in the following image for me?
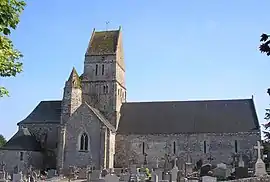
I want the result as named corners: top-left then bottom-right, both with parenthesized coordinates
top-left (1, 0), bottom-right (270, 139)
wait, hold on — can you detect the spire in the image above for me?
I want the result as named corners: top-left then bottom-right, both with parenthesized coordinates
top-left (66, 67), bottom-right (81, 88)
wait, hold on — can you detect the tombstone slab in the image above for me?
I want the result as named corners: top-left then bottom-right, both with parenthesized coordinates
top-left (235, 167), bottom-right (248, 179)
top-left (170, 161), bottom-right (179, 182)
top-left (12, 173), bottom-right (23, 182)
top-left (202, 176), bottom-right (217, 182)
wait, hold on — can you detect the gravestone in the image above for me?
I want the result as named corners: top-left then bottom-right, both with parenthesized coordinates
top-left (187, 177), bottom-right (199, 182)
top-left (77, 168), bottom-right (87, 179)
top-left (12, 172), bottom-right (23, 182)
top-left (128, 173), bottom-right (138, 182)
top-left (170, 158), bottom-right (179, 182)
top-left (238, 154), bottom-right (245, 167)
top-left (162, 171), bottom-right (170, 181)
top-left (154, 168), bottom-right (163, 181)
top-left (202, 176), bottom-right (217, 182)
top-left (212, 167), bottom-right (229, 180)
top-left (91, 170), bottom-right (101, 180)
top-left (101, 169), bottom-right (108, 178)
top-left (216, 163), bottom-right (226, 169)
top-left (130, 165), bottom-right (137, 174)
top-left (13, 166), bottom-right (18, 174)
top-left (119, 174), bottom-right (130, 181)
top-left (155, 158), bottom-right (160, 169)
top-left (177, 170), bottom-right (184, 182)
top-left (104, 173), bottom-right (119, 182)
top-left (235, 167), bottom-right (248, 179)
top-left (0, 172), bottom-right (6, 182)
top-left (185, 162), bottom-right (193, 176)
top-left (200, 164), bottom-right (211, 177)
top-left (0, 163), bottom-right (6, 182)
top-left (47, 169), bottom-right (57, 178)
top-left (151, 172), bottom-right (158, 182)
top-left (254, 141), bottom-right (267, 176)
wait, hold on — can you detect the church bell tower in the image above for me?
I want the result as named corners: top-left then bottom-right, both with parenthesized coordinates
top-left (81, 27), bottom-right (126, 128)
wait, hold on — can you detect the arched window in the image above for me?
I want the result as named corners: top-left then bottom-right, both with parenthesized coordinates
top-left (80, 133), bottom-right (89, 151)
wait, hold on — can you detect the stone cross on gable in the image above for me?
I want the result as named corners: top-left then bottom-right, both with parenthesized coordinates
top-left (254, 141), bottom-right (264, 160)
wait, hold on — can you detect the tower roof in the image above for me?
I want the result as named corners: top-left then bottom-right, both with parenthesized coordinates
top-left (66, 67), bottom-right (81, 88)
top-left (86, 28), bottom-right (120, 55)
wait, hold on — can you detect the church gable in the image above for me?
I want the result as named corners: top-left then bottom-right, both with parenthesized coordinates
top-left (65, 102), bottom-right (115, 132)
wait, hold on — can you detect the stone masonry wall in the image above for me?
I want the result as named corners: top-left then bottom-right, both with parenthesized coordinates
top-left (0, 150), bottom-right (43, 174)
top-left (63, 103), bottom-right (103, 170)
top-left (83, 53), bottom-right (125, 128)
top-left (115, 132), bottom-right (260, 168)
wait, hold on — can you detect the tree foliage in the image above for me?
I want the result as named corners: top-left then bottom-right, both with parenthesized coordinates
top-left (0, 0), bottom-right (26, 97)
top-left (264, 89), bottom-right (270, 140)
top-left (259, 33), bottom-right (270, 56)
top-left (0, 134), bottom-right (7, 147)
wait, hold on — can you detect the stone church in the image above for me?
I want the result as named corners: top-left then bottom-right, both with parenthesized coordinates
top-left (0, 27), bottom-right (261, 174)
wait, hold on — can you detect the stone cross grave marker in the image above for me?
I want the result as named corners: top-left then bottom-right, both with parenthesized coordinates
top-left (254, 141), bottom-right (267, 177)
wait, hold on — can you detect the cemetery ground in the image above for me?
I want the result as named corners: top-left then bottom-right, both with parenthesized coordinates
top-left (0, 141), bottom-right (270, 182)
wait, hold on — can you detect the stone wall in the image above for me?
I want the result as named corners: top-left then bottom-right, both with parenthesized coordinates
top-left (115, 132), bottom-right (260, 168)
top-left (63, 103), bottom-right (103, 170)
top-left (0, 150), bottom-right (43, 174)
top-left (82, 49), bottom-right (126, 128)
top-left (225, 176), bottom-right (270, 182)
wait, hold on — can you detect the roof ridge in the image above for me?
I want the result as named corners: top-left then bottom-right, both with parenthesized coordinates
top-left (40, 100), bottom-right (61, 102)
top-left (125, 98), bottom-right (252, 104)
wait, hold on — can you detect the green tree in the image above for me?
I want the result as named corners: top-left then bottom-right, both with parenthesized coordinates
top-left (259, 34), bottom-right (270, 140)
top-left (259, 33), bottom-right (270, 56)
top-left (0, 134), bottom-right (7, 147)
top-left (0, 0), bottom-right (26, 97)
top-left (264, 89), bottom-right (270, 140)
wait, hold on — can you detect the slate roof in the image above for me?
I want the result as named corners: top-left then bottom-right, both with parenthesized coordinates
top-left (17, 100), bottom-right (61, 125)
top-left (86, 29), bottom-right (120, 55)
top-left (17, 98), bottom-right (260, 135)
top-left (1, 128), bottom-right (41, 151)
top-left (117, 99), bottom-right (260, 135)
